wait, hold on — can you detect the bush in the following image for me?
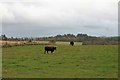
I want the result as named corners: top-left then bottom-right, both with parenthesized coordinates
top-left (49, 40), bottom-right (56, 44)
top-left (2, 44), bottom-right (12, 48)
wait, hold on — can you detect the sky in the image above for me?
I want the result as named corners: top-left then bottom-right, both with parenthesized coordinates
top-left (0, 0), bottom-right (119, 37)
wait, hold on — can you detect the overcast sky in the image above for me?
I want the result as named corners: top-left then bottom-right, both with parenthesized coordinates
top-left (0, 0), bottom-right (119, 37)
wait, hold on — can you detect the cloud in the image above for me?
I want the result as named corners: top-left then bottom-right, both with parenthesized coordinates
top-left (0, 0), bottom-right (119, 37)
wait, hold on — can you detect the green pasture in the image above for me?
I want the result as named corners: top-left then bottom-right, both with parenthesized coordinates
top-left (2, 42), bottom-right (118, 78)
top-left (56, 41), bottom-right (82, 45)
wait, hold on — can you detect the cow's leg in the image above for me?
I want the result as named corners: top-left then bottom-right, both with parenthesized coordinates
top-left (51, 50), bottom-right (54, 53)
top-left (44, 50), bottom-right (46, 54)
top-left (47, 51), bottom-right (48, 53)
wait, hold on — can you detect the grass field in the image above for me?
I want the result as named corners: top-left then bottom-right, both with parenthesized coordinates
top-left (2, 42), bottom-right (118, 78)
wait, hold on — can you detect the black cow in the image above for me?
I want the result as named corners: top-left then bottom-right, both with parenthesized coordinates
top-left (44, 46), bottom-right (56, 54)
top-left (70, 41), bottom-right (74, 46)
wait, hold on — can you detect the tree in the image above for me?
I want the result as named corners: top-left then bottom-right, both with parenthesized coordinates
top-left (1, 34), bottom-right (7, 40)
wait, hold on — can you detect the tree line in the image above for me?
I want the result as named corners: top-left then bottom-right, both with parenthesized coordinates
top-left (0, 34), bottom-right (119, 45)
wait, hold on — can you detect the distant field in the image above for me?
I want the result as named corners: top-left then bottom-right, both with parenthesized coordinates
top-left (56, 42), bottom-right (82, 45)
top-left (0, 40), bottom-right (47, 45)
top-left (2, 43), bottom-right (118, 78)
top-left (0, 40), bottom-right (82, 47)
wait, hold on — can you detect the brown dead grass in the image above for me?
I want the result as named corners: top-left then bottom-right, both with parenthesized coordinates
top-left (0, 40), bottom-right (50, 46)
top-left (0, 40), bottom-right (26, 45)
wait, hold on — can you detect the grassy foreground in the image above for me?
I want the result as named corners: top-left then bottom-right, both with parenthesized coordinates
top-left (2, 43), bottom-right (118, 78)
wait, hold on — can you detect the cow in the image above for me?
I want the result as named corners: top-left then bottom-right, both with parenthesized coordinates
top-left (44, 46), bottom-right (57, 54)
top-left (70, 41), bottom-right (74, 46)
